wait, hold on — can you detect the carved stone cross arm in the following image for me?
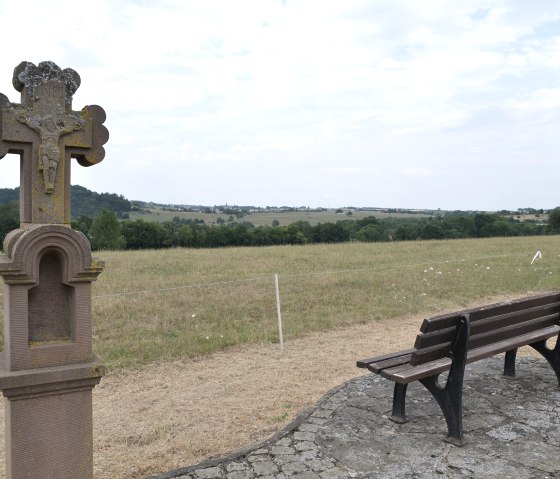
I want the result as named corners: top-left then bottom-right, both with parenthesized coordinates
top-left (0, 61), bottom-right (109, 225)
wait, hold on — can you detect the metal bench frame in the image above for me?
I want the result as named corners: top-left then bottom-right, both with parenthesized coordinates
top-left (357, 294), bottom-right (560, 446)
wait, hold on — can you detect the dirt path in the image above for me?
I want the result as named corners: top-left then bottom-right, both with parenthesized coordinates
top-left (90, 315), bottom-right (420, 479)
top-left (0, 299), bottom-right (541, 479)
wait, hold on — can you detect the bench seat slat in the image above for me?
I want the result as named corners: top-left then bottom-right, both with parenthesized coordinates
top-left (379, 362), bottom-right (418, 378)
top-left (356, 348), bottom-right (416, 369)
top-left (381, 357), bottom-right (451, 383)
top-left (420, 292), bottom-right (560, 333)
top-left (382, 324), bottom-right (560, 384)
top-left (366, 354), bottom-right (413, 374)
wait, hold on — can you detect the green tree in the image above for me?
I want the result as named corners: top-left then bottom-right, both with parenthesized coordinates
top-left (206, 224), bottom-right (234, 247)
top-left (354, 224), bottom-right (382, 242)
top-left (312, 222), bottom-right (349, 243)
top-left (394, 223), bottom-right (420, 241)
top-left (547, 207), bottom-right (560, 234)
top-left (177, 224), bottom-right (195, 247)
top-left (0, 187), bottom-right (19, 204)
top-left (71, 215), bottom-right (93, 240)
top-left (474, 213), bottom-right (501, 237)
top-left (231, 222), bottom-right (255, 246)
top-left (0, 201), bottom-right (19, 245)
top-left (481, 220), bottom-right (514, 237)
top-left (285, 223), bottom-right (307, 244)
top-left (90, 209), bottom-right (125, 251)
top-left (121, 219), bottom-right (170, 249)
top-left (421, 222), bottom-right (445, 240)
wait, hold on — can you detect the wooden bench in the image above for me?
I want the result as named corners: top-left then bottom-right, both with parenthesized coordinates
top-left (357, 292), bottom-right (560, 446)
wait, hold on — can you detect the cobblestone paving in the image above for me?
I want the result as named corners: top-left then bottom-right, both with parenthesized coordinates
top-left (148, 357), bottom-right (560, 479)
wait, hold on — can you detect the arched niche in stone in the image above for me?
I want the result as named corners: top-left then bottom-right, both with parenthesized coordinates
top-left (28, 248), bottom-right (74, 344)
top-left (0, 224), bottom-right (104, 371)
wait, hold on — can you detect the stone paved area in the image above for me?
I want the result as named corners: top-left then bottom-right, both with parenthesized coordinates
top-left (148, 356), bottom-right (560, 479)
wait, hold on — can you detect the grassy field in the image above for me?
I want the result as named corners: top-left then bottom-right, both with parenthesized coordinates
top-left (0, 236), bottom-right (559, 369)
top-left (127, 207), bottom-right (432, 225)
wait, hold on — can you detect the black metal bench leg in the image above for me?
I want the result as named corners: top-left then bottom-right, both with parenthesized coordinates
top-left (389, 383), bottom-right (408, 424)
top-left (529, 332), bottom-right (560, 386)
top-left (419, 314), bottom-right (470, 447)
top-left (420, 375), bottom-right (465, 447)
top-left (504, 349), bottom-right (517, 378)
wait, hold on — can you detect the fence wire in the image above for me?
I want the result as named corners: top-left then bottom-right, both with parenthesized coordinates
top-left (90, 250), bottom-right (536, 299)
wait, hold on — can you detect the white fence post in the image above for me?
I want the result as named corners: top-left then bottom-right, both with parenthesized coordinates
top-left (274, 273), bottom-right (284, 351)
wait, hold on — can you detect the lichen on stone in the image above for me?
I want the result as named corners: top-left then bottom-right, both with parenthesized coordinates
top-left (12, 60), bottom-right (81, 105)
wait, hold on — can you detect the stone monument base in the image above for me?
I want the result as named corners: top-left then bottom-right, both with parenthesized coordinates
top-left (0, 360), bottom-right (104, 479)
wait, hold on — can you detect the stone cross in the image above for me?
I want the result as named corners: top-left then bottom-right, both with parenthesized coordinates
top-left (0, 60), bottom-right (108, 225)
top-left (0, 61), bottom-right (108, 479)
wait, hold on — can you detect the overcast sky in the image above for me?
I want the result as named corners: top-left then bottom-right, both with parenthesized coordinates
top-left (0, 1), bottom-right (559, 210)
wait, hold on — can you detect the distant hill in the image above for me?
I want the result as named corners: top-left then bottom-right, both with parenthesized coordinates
top-left (0, 187), bottom-right (18, 204)
top-left (0, 185), bottom-right (132, 218)
top-left (71, 185), bottom-right (131, 218)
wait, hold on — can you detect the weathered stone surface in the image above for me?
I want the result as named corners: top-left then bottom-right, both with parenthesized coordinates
top-left (306, 458), bottom-right (335, 472)
top-left (318, 467), bottom-right (351, 479)
top-left (279, 460), bottom-right (308, 475)
top-left (0, 60), bottom-right (108, 224)
top-left (298, 423), bottom-right (321, 433)
top-left (247, 453), bottom-right (271, 463)
top-left (0, 62), bottom-right (107, 479)
top-left (289, 472), bottom-right (320, 479)
top-left (226, 462), bottom-right (250, 472)
top-left (275, 437), bottom-right (293, 447)
top-left (271, 445), bottom-right (296, 456)
top-left (148, 357), bottom-right (560, 479)
top-left (194, 466), bottom-right (225, 479)
top-left (312, 409), bottom-right (335, 419)
top-left (227, 471), bottom-right (254, 479)
top-left (273, 455), bottom-right (300, 466)
top-left (251, 460), bottom-right (279, 476)
top-left (294, 431), bottom-right (316, 442)
top-left (295, 441), bottom-right (319, 452)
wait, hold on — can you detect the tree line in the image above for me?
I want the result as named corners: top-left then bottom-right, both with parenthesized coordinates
top-left (71, 209), bottom-right (558, 251)
top-left (2, 197), bottom-right (559, 252)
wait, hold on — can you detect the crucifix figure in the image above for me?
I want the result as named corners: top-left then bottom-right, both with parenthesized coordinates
top-left (16, 112), bottom-right (85, 194)
top-left (0, 60), bottom-right (108, 225)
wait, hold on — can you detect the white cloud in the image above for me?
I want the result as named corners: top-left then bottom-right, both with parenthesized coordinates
top-left (0, 0), bottom-right (559, 210)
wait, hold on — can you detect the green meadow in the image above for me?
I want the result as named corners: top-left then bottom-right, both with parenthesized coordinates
top-left (1, 236), bottom-right (558, 369)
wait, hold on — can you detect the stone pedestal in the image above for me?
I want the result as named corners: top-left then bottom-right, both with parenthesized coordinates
top-left (1, 363), bottom-right (103, 478)
top-left (0, 224), bottom-right (105, 479)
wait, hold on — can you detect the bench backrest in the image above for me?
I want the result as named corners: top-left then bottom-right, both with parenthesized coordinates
top-left (410, 292), bottom-right (560, 366)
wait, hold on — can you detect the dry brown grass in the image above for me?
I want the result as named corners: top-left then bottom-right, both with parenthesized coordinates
top-left (0, 297), bottom-right (542, 479)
